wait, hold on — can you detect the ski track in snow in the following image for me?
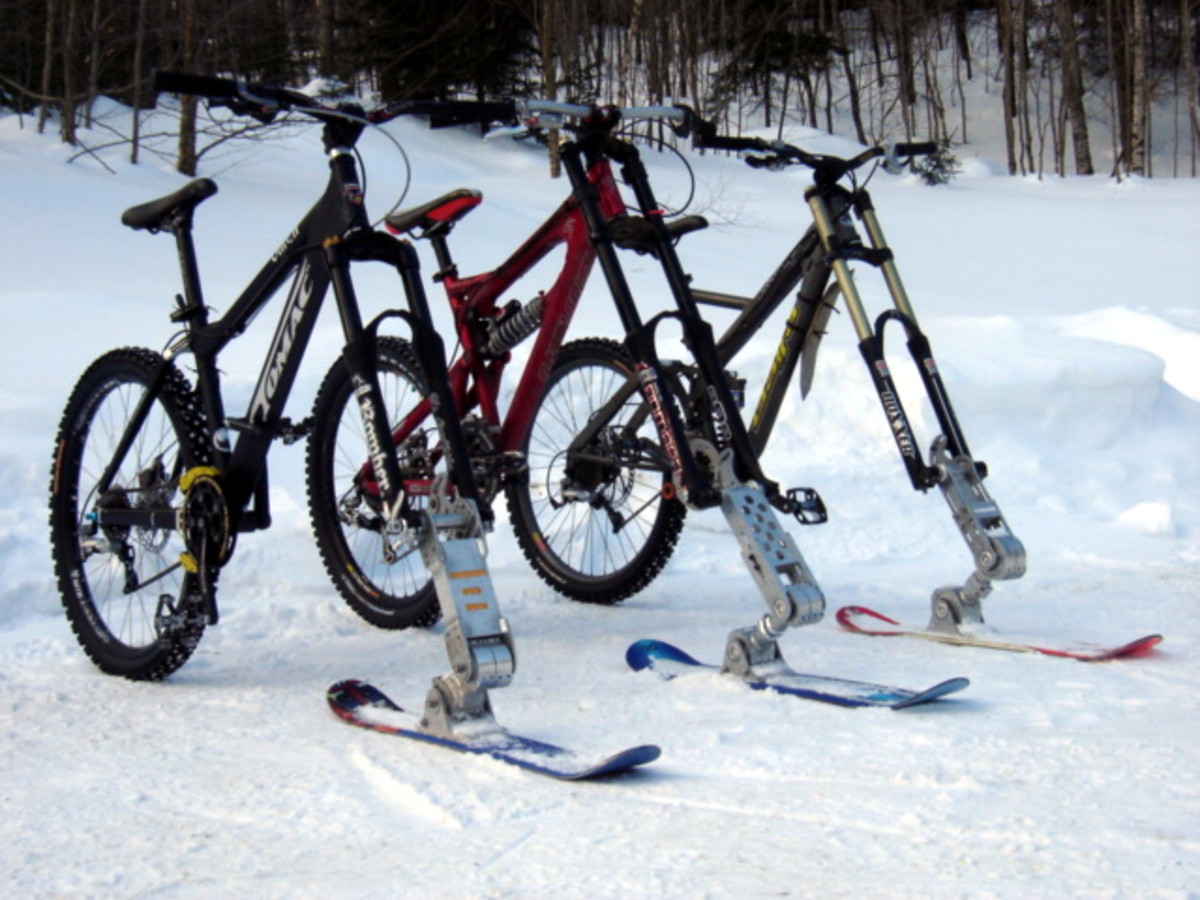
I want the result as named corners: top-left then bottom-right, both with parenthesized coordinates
top-left (1, 100), bottom-right (1198, 898)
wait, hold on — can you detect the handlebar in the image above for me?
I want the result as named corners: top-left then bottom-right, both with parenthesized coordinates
top-left (893, 141), bottom-right (939, 157)
top-left (693, 125), bottom-right (939, 181)
top-left (153, 70), bottom-right (323, 123)
top-left (157, 71), bottom-right (937, 184)
top-left (154, 73), bottom-right (699, 141)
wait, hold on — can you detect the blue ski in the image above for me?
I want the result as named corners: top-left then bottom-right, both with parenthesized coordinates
top-left (327, 680), bottom-right (660, 780)
top-left (626, 639), bottom-right (968, 709)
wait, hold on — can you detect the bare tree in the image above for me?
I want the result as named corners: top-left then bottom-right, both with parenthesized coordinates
top-left (176, 0), bottom-right (199, 176)
top-left (1055, 0), bottom-right (1095, 173)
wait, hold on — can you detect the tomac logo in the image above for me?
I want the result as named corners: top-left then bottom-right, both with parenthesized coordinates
top-left (270, 227), bottom-right (300, 264)
top-left (250, 259), bottom-right (315, 423)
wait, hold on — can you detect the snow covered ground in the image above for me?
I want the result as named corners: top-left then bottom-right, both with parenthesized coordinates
top-left (1, 100), bottom-right (1198, 898)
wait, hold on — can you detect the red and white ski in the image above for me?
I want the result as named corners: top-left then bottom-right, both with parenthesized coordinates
top-left (835, 605), bottom-right (1162, 662)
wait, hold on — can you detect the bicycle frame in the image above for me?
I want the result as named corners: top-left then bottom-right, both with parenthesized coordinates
top-left (402, 155), bottom-right (623, 463)
top-left (388, 112), bottom-right (828, 678)
top-left (95, 125), bottom-right (479, 553)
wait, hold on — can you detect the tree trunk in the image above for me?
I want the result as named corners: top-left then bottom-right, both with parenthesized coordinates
top-left (894, 0), bottom-right (918, 137)
top-left (540, 0), bottom-right (561, 178)
top-left (998, 0), bottom-right (1019, 173)
top-left (833, 5), bottom-right (868, 144)
top-left (316, 0), bottom-right (336, 78)
top-left (60, 0), bottom-right (80, 145)
top-left (1016, 0), bottom-right (1035, 173)
top-left (38, 0), bottom-right (58, 134)
top-left (1108, 0), bottom-right (1130, 175)
top-left (130, 0), bottom-right (148, 164)
top-left (1183, 0), bottom-right (1200, 175)
top-left (1129, 0), bottom-right (1149, 174)
top-left (1055, 0), bottom-right (1095, 173)
top-left (177, 0), bottom-right (199, 176)
top-left (84, 0), bottom-right (100, 127)
top-left (954, 0), bottom-right (972, 81)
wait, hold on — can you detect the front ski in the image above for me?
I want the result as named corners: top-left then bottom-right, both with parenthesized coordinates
top-left (626, 640), bottom-right (968, 709)
top-left (327, 680), bottom-right (660, 780)
top-left (836, 605), bottom-right (1163, 662)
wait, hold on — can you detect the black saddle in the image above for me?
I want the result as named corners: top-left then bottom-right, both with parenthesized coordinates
top-left (121, 178), bottom-right (218, 233)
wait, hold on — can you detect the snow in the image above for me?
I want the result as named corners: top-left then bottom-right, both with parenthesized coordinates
top-left (2, 101), bottom-right (1199, 898)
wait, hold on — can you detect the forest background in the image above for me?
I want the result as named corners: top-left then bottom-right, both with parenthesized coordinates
top-left (1, 0), bottom-right (1198, 179)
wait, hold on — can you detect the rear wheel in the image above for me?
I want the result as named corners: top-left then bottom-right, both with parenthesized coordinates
top-left (49, 348), bottom-right (211, 680)
top-left (507, 338), bottom-right (686, 604)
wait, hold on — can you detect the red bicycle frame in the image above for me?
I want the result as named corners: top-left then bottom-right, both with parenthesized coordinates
top-left (382, 155), bottom-right (628, 490)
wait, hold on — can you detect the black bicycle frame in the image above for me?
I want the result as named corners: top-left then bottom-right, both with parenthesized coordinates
top-left (95, 124), bottom-right (482, 541)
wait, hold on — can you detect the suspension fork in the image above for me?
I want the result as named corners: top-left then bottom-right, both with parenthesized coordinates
top-left (807, 185), bottom-right (1025, 630)
top-left (559, 140), bottom-right (718, 508)
top-left (613, 141), bottom-right (779, 499)
top-left (336, 230), bottom-right (514, 736)
top-left (806, 185), bottom-right (941, 489)
top-left (332, 232), bottom-right (487, 524)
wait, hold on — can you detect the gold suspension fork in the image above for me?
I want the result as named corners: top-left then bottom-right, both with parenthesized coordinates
top-left (805, 188), bottom-right (916, 336)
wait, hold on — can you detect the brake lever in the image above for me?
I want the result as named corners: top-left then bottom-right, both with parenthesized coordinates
top-left (745, 155), bottom-right (788, 172)
top-left (484, 125), bottom-right (534, 141)
top-left (211, 96), bottom-right (278, 124)
top-left (522, 110), bottom-right (567, 130)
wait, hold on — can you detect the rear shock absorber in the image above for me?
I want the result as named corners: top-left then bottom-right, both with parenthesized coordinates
top-left (484, 293), bottom-right (545, 356)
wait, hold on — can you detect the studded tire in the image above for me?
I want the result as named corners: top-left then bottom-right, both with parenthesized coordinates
top-left (49, 348), bottom-right (212, 680)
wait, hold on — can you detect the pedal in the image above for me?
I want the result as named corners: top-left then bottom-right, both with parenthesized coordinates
top-left (276, 416), bottom-right (314, 445)
top-left (782, 486), bottom-right (827, 525)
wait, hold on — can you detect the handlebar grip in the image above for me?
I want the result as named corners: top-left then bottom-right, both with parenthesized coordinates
top-left (893, 141), bottom-right (939, 157)
top-left (373, 99), bottom-right (517, 127)
top-left (430, 100), bottom-right (518, 128)
top-left (700, 134), bottom-right (767, 152)
top-left (153, 71), bottom-right (241, 99)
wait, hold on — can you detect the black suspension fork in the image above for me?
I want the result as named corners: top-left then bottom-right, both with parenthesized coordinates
top-left (335, 231), bottom-right (488, 525)
top-left (613, 141), bottom-right (780, 495)
top-left (560, 139), bottom-right (719, 508)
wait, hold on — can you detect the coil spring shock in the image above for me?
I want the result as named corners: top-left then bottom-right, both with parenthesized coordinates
top-left (484, 294), bottom-right (545, 356)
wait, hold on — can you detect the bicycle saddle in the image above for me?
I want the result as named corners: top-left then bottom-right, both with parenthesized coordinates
top-left (121, 178), bottom-right (218, 232)
top-left (610, 213), bottom-right (709, 257)
top-left (385, 189), bottom-right (482, 238)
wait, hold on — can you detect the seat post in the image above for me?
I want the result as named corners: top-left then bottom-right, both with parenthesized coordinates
top-left (170, 212), bottom-right (208, 324)
top-left (428, 233), bottom-right (456, 281)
